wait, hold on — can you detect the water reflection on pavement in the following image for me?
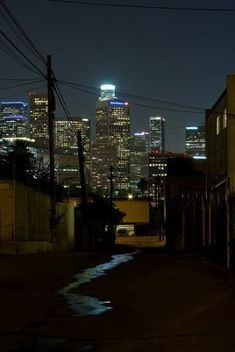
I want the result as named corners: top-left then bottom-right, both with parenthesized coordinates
top-left (59, 251), bottom-right (139, 317)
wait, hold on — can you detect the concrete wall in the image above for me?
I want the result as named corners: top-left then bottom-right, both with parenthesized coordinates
top-left (0, 181), bottom-right (75, 254)
top-left (114, 199), bottom-right (149, 223)
top-left (54, 199), bottom-right (75, 251)
top-left (0, 180), bottom-right (15, 241)
top-left (15, 182), bottom-right (51, 241)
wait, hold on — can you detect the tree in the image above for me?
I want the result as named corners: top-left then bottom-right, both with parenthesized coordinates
top-left (76, 194), bottom-right (125, 250)
top-left (0, 141), bottom-right (65, 199)
top-left (137, 177), bottom-right (148, 197)
top-left (0, 140), bottom-right (34, 181)
top-left (9, 140), bottom-right (35, 180)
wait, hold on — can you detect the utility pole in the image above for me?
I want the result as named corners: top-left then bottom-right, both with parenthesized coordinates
top-left (109, 165), bottom-right (114, 205)
top-left (108, 165), bottom-right (115, 245)
top-left (77, 130), bottom-right (87, 205)
top-left (77, 130), bottom-right (89, 250)
top-left (47, 55), bottom-right (56, 231)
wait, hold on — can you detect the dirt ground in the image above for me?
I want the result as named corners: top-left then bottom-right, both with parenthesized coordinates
top-left (1, 248), bottom-right (235, 351)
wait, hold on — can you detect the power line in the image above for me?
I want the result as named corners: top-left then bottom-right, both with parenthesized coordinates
top-left (0, 40), bottom-right (42, 76)
top-left (54, 82), bottom-right (71, 120)
top-left (54, 78), bottom-right (84, 135)
top-left (49, 1), bottom-right (235, 13)
top-left (0, 76), bottom-right (40, 82)
top-left (0, 83), bottom-right (47, 101)
top-left (0, 79), bottom-right (45, 93)
top-left (58, 80), bottom-right (205, 114)
top-left (0, 30), bottom-right (46, 77)
top-left (0, 0), bottom-right (46, 65)
top-left (58, 80), bottom-right (205, 111)
top-left (58, 79), bottom-right (235, 119)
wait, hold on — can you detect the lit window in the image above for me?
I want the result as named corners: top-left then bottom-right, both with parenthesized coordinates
top-left (222, 108), bottom-right (227, 129)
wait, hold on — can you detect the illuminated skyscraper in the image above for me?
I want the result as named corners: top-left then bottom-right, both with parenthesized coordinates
top-left (149, 116), bottom-right (165, 152)
top-left (99, 84), bottom-right (116, 101)
top-left (0, 101), bottom-right (29, 141)
top-left (91, 140), bottom-right (117, 194)
top-left (129, 131), bottom-right (149, 194)
top-left (55, 117), bottom-right (91, 185)
top-left (185, 126), bottom-right (205, 158)
top-left (93, 84), bottom-right (130, 193)
top-left (29, 93), bottom-right (48, 150)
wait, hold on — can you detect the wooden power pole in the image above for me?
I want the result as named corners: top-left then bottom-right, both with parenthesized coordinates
top-left (77, 130), bottom-right (87, 205)
top-left (47, 55), bottom-right (56, 231)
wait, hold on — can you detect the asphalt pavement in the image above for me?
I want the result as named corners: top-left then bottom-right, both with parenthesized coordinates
top-left (1, 247), bottom-right (235, 351)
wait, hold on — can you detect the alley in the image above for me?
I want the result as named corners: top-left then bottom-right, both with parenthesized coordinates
top-left (1, 249), bottom-right (235, 351)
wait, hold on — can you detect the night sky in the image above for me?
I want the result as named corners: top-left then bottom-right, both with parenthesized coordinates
top-left (2, 0), bottom-right (235, 152)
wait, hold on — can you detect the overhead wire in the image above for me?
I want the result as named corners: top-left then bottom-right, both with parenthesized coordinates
top-left (52, 77), bottom-right (83, 180)
top-left (49, 1), bottom-right (235, 13)
top-left (0, 0), bottom-right (226, 185)
top-left (0, 40), bottom-right (42, 76)
top-left (0, 7), bottom-right (43, 65)
top-left (0, 79), bottom-right (45, 92)
top-left (0, 30), bottom-right (46, 77)
top-left (0, 76), bottom-right (42, 82)
top-left (0, 0), bottom-right (46, 65)
top-left (0, 1), bottom-right (70, 186)
top-left (58, 80), bottom-right (205, 114)
top-left (58, 79), bottom-right (235, 120)
top-left (0, 84), bottom-right (47, 101)
top-left (58, 79), bottom-right (204, 111)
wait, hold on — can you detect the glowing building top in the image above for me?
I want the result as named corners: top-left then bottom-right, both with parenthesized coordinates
top-left (99, 84), bottom-right (116, 101)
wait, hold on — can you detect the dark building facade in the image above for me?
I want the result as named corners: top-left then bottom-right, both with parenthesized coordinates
top-left (165, 157), bottom-right (206, 253)
top-left (205, 75), bottom-right (235, 268)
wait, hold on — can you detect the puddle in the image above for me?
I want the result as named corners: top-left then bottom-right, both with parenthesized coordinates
top-left (59, 251), bottom-right (139, 316)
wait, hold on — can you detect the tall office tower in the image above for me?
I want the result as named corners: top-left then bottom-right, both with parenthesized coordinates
top-left (99, 84), bottom-right (116, 101)
top-left (148, 151), bottom-right (167, 202)
top-left (90, 140), bottom-right (117, 194)
top-left (149, 116), bottom-right (165, 152)
top-left (29, 93), bottom-right (48, 150)
top-left (55, 117), bottom-right (91, 185)
top-left (94, 84), bottom-right (130, 194)
top-left (185, 126), bottom-right (205, 158)
top-left (129, 131), bottom-right (149, 194)
top-left (0, 101), bottom-right (29, 141)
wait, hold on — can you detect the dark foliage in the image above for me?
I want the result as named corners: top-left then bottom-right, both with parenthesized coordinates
top-left (0, 141), bottom-right (66, 200)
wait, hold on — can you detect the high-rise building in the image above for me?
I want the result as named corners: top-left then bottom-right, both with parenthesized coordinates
top-left (90, 140), bottom-right (117, 194)
top-left (149, 152), bottom-right (167, 202)
top-left (93, 84), bottom-right (130, 193)
top-left (149, 116), bottom-right (165, 152)
top-left (29, 93), bottom-right (48, 150)
top-left (129, 131), bottom-right (149, 194)
top-left (0, 101), bottom-right (29, 141)
top-left (185, 126), bottom-right (205, 158)
top-left (99, 84), bottom-right (116, 101)
top-left (55, 117), bottom-right (91, 186)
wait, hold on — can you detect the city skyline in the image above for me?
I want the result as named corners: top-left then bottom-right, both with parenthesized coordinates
top-left (0, 92), bottom-right (206, 155)
top-left (2, 1), bottom-right (235, 152)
